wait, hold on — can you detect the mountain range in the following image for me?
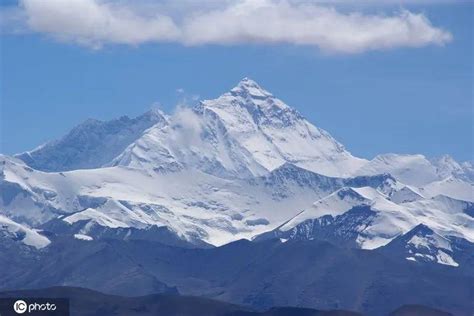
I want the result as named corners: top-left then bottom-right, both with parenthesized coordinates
top-left (1, 78), bottom-right (473, 315)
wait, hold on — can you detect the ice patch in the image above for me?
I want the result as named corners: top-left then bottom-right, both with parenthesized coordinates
top-left (436, 250), bottom-right (458, 267)
top-left (74, 234), bottom-right (93, 241)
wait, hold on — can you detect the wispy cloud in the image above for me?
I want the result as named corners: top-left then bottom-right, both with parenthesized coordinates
top-left (4, 0), bottom-right (452, 53)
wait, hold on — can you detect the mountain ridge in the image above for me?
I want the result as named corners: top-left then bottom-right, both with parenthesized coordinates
top-left (14, 109), bottom-right (168, 172)
top-left (13, 78), bottom-right (472, 183)
top-left (1, 77), bottom-right (473, 257)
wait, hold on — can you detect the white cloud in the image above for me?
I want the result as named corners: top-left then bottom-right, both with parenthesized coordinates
top-left (8, 0), bottom-right (452, 53)
top-left (179, 1), bottom-right (452, 53)
top-left (19, 0), bottom-right (180, 47)
top-left (169, 105), bottom-right (204, 148)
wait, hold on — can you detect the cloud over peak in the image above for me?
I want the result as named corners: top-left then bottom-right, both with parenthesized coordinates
top-left (10, 0), bottom-right (452, 53)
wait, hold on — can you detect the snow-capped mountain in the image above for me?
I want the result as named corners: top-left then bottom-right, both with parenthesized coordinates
top-left (258, 184), bottom-right (473, 251)
top-left (15, 109), bottom-right (168, 172)
top-left (355, 154), bottom-right (439, 186)
top-left (1, 78), bottom-right (473, 268)
top-left (111, 78), bottom-right (367, 178)
top-left (383, 224), bottom-right (460, 267)
top-left (420, 176), bottom-right (474, 202)
top-left (431, 155), bottom-right (474, 183)
top-left (355, 153), bottom-right (474, 187)
top-left (0, 154), bottom-right (376, 246)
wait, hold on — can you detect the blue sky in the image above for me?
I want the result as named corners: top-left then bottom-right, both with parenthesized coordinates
top-left (0, 0), bottom-right (472, 161)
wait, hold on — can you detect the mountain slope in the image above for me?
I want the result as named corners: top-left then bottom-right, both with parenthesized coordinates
top-left (0, 214), bottom-right (50, 249)
top-left (256, 184), bottom-right (474, 253)
top-left (15, 109), bottom-right (168, 172)
top-left (355, 154), bottom-right (474, 187)
top-left (380, 224), bottom-right (461, 267)
top-left (1, 238), bottom-right (471, 316)
top-left (421, 177), bottom-right (474, 202)
top-left (1, 155), bottom-right (351, 246)
top-left (431, 155), bottom-right (474, 183)
top-left (112, 78), bottom-right (367, 178)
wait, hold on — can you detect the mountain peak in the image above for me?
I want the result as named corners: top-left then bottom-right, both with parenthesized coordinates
top-left (231, 77), bottom-right (272, 98)
top-left (141, 107), bottom-right (168, 122)
top-left (239, 77), bottom-right (259, 86)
